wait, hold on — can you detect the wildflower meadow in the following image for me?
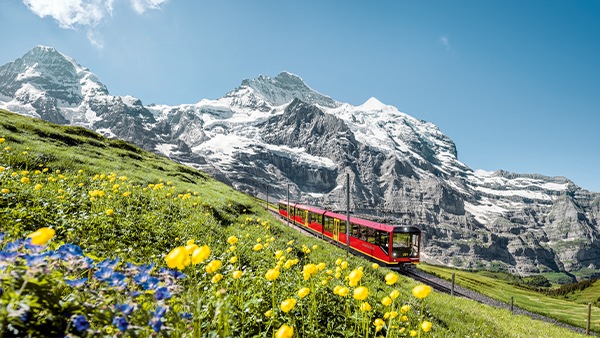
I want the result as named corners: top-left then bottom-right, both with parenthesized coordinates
top-left (0, 134), bottom-right (434, 337)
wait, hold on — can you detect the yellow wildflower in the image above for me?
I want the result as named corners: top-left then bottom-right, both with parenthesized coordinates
top-left (20, 177), bottom-right (30, 184)
top-left (381, 296), bottom-right (392, 306)
top-left (353, 286), bottom-right (369, 300)
top-left (421, 321), bottom-right (432, 332)
top-left (297, 287), bottom-right (310, 299)
top-left (232, 270), bottom-right (243, 279)
top-left (275, 324), bottom-right (294, 338)
top-left (211, 273), bottom-right (223, 283)
top-left (227, 236), bottom-right (239, 245)
top-left (412, 284), bottom-right (432, 299)
top-left (385, 272), bottom-right (399, 285)
top-left (265, 269), bottom-right (280, 281)
top-left (280, 298), bottom-right (296, 313)
top-left (390, 290), bottom-right (400, 299)
top-left (205, 260), bottom-right (222, 274)
top-left (27, 227), bottom-right (55, 246)
top-left (360, 302), bottom-right (371, 312)
top-left (165, 246), bottom-right (187, 270)
top-left (253, 243), bottom-right (263, 251)
top-left (192, 245), bottom-right (211, 264)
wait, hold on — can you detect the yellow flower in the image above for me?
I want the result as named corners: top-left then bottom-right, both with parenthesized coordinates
top-left (20, 177), bottom-right (30, 184)
top-left (122, 191), bottom-right (131, 197)
top-left (265, 268), bottom-right (280, 281)
top-left (400, 304), bottom-right (411, 314)
top-left (360, 302), bottom-right (371, 312)
top-left (4, 146), bottom-right (10, 151)
top-left (264, 310), bottom-right (273, 317)
top-left (333, 285), bottom-right (343, 295)
top-left (371, 263), bottom-right (379, 270)
top-left (205, 260), bottom-right (222, 274)
top-left (227, 236), bottom-right (238, 245)
top-left (280, 298), bottom-right (297, 313)
top-left (253, 243), bottom-right (263, 251)
top-left (211, 273), bottom-right (223, 283)
top-left (185, 243), bottom-right (199, 255)
top-left (27, 227), bottom-right (55, 246)
top-left (353, 286), bottom-right (369, 300)
top-left (0, 166), bottom-right (4, 173)
top-left (390, 290), bottom-right (400, 299)
top-left (302, 263), bottom-right (318, 280)
top-left (312, 244), bottom-right (318, 250)
top-left (191, 245), bottom-right (210, 264)
top-left (385, 272), bottom-right (399, 285)
top-left (0, 137), bottom-right (4, 143)
top-left (297, 287), bottom-right (310, 299)
top-left (373, 318), bottom-right (385, 332)
top-left (275, 250), bottom-right (283, 259)
top-left (401, 315), bottom-right (408, 322)
top-left (421, 321), bottom-right (432, 332)
top-left (34, 184), bottom-right (42, 190)
top-left (348, 269), bottom-right (363, 286)
top-left (165, 246), bottom-right (187, 270)
top-left (412, 284), bottom-right (432, 299)
top-left (229, 256), bottom-right (238, 264)
top-left (275, 324), bottom-right (294, 338)
top-left (317, 262), bottom-right (326, 271)
top-left (409, 330), bottom-right (417, 337)
top-left (338, 287), bottom-right (350, 297)
top-left (286, 247), bottom-right (293, 253)
top-left (340, 261), bottom-right (348, 269)
top-left (105, 209), bottom-right (114, 216)
top-left (381, 296), bottom-right (392, 306)
top-left (232, 270), bottom-right (243, 279)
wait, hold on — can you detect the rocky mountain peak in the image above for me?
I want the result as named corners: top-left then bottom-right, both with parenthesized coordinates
top-left (226, 71), bottom-right (339, 110)
top-left (0, 46), bottom-right (108, 106)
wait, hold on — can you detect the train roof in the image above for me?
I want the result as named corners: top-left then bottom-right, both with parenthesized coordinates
top-left (278, 200), bottom-right (421, 233)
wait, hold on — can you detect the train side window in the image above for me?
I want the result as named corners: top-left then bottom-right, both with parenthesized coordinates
top-left (350, 222), bottom-right (359, 237)
top-left (323, 216), bottom-right (333, 232)
top-left (339, 220), bottom-right (346, 234)
top-left (366, 228), bottom-right (376, 244)
top-left (358, 226), bottom-right (368, 241)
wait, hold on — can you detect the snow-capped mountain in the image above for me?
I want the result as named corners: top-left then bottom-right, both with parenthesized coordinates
top-left (2, 46), bottom-right (599, 278)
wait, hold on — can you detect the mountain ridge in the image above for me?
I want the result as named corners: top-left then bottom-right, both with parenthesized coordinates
top-left (1, 46), bottom-right (598, 278)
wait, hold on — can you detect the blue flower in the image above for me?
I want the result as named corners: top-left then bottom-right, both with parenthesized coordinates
top-left (160, 268), bottom-right (187, 280)
top-left (0, 251), bottom-right (18, 262)
top-left (57, 243), bottom-right (83, 258)
top-left (152, 306), bottom-right (167, 318)
top-left (23, 238), bottom-right (44, 252)
top-left (115, 303), bottom-right (135, 316)
top-left (149, 316), bottom-right (163, 333)
top-left (0, 232), bottom-right (4, 243)
top-left (133, 270), bottom-right (150, 285)
top-left (97, 258), bottom-right (119, 270)
top-left (65, 277), bottom-right (88, 288)
top-left (141, 276), bottom-right (159, 290)
top-left (72, 314), bottom-right (90, 332)
top-left (4, 240), bottom-right (22, 252)
top-left (112, 316), bottom-right (129, 332)
top-left (24, 252), bottom-right (48, 266)
top-left (180, 312), bottom-right (193, 320)
top-left (154, 286), bottom-right (171, 301)
top-left (94, 267), bottom-right (114, 281)
top-left (108, 272), bottom-right (127, 288)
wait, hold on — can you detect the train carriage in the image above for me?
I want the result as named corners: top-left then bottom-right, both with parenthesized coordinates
top-left (277, 201), bottom-right (420, 267)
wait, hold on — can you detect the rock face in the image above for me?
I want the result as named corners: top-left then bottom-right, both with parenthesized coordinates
top-left (1, 46), bottom-right (599, 278)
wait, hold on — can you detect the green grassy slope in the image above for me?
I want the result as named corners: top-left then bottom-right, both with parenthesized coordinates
top-left (0, 109), bottom-right (591, 337)
top-left (419, 263), bottom-right (599, 333)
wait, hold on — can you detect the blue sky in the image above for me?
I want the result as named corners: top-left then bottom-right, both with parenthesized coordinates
top-left (1, 0), bottom-right (599, 192)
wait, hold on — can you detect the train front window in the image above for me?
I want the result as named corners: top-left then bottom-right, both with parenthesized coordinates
top-left (391, 232), bottom-right (419, 258)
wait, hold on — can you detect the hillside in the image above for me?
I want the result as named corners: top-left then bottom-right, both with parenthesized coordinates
top-left (0, 109), bottom-right (592, 337)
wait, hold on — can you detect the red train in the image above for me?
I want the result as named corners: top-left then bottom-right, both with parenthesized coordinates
top-left (278, 201), bottom-right (421, 267)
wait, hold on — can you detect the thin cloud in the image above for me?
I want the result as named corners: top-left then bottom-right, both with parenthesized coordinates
top-left (439, 36), bottom-right (451, 51)
top-left (21, 0), bottom-right (169, 48)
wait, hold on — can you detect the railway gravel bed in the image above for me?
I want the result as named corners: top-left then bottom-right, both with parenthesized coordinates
top-left (403, 269), bottom-right (595, 336)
